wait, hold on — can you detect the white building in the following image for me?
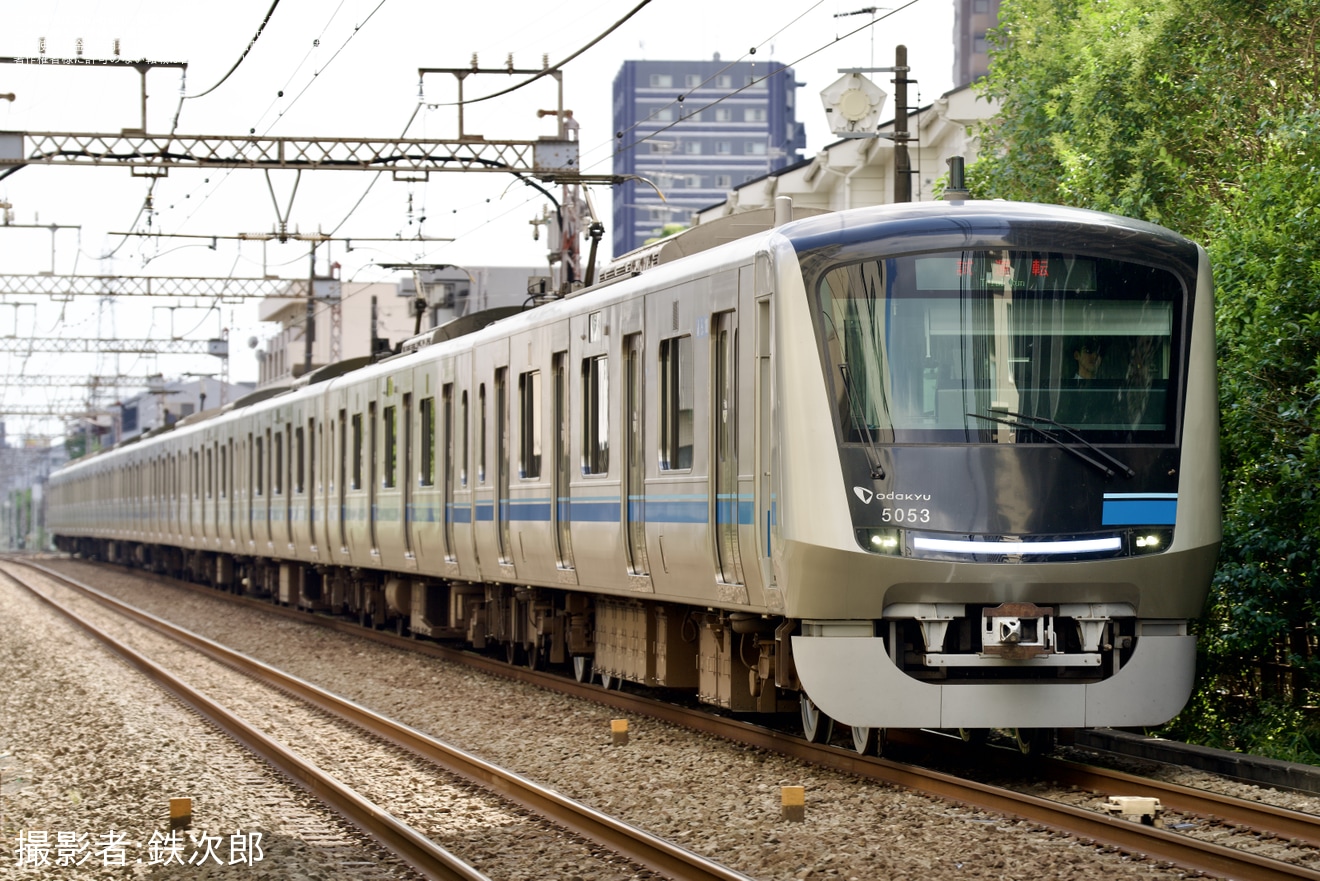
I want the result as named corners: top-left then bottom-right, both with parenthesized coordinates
top-left (253, 266), bottom-right (547, 389)
top-left (694, 84), bottom-right (998, 221)
top-left (113, 376), bottom-right (255, 442)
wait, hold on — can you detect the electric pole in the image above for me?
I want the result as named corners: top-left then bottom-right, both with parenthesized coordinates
top-left (894, 45), bottom-right (912, 203)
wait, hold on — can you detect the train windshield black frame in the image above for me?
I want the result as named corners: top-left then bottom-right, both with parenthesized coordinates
top-left (813, 249), bottom-right (1184, 445)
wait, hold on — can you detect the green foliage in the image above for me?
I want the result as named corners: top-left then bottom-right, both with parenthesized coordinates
top-left (971, 0), bottom-right (1320, 239)
top-left (64, 432), bottom-right (88, 461)
top-left (1201, 121), bottom-right (1320, 733)
top-left (643, 223), bottom-right (689, 245)
top-left (968, 0), bottom-right (1320, 755)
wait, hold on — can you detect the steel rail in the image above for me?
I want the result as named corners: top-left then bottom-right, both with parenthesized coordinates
top-left (32, 557), bottom-right (1320, 881)
top-left (1036, 757), bottom-right (1320, 847)
top-left (2, 565), bottom-right (489, 881)
top-left (12, 559), bottom-right (757, 881)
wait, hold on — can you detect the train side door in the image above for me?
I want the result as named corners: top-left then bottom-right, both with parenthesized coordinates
top-left (442, 382), bottom-right (456, 560)
top-left (713, 310), bottom-right (744, 586)
top-left (304, 416), bottom-right (317, 554)
top-left (624, 332), bottom-right (649, 575)
top-left (402, 392), bottom-right (414, 560)
top-left (552, 349), bottom-right (574, 571)
top-left (495, 366), bottom-right (511, 564)
top-left (754, 289), bottom-right (778, 595)
top-left (368, 400), bottom-right (379, 554)
top-left (343, 409), bottom-right (353, 557)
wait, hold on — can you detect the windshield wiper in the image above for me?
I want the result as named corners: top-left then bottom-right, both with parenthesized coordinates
top-left (839, 362), bottom-right (886, 479)
top-left (965, 410), bottom-right (1133, 479)
top-left (1004, 410), bottom-right (1136, 478)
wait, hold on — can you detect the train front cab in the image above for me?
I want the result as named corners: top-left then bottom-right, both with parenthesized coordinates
top-left (774, 204), bottom-right (1222, 732)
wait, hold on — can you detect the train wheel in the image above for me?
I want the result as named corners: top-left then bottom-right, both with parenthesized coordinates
top-left (523, 642), bottom-right (544, 671)
top-left (572, 655), bottom-right (593, 683)
top-left (1011, 728), bottom-right (1057, 756)
top-left (800, 694), bottom-right (834, 744)
top-left (851, 725), bottom-right (886, 756)
top-left (599, 672), bottom-right (623, 690)
top-left (959, 728), bottom-right (989, 746)
top-left (505, 642), bottom-right (525, 666)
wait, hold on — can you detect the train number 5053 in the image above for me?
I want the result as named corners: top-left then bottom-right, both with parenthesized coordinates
top-left (881, 508), bottom-right (931, 523)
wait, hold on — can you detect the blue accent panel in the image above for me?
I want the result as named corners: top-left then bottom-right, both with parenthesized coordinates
top-left (447, 503), bottom-right (473, 524)
top-left (715, 495), bottom-right (755, 526)
top-left (407, 504), bottom-right (443, 523)
top-left (508, 500), bottom-right (552, 522)
top-left (645, 498), bottom-right (707, 523)
top-left (1102, 499), bottom-right (1177, 525)
top-left (571, 497), bottom-right (622, 522)
top-left (475, 502), bottom-right (494, 522)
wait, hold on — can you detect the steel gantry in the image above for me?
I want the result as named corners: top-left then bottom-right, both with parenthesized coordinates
top-left (0, 130), bottom-right (627, 184)
top-left (0, 374), bottom-right (158, 388)
top-left (0, 273), bottom-right (315, 301)
top-left (0, 337), bottom-right (227, 355)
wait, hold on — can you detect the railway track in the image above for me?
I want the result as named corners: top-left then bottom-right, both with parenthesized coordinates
top-left (18, 555), bottom-right (1320, 881)
top-left (2, 558), bottom-right (756, 881)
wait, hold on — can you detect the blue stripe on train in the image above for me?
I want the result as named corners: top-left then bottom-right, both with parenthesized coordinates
top-left (1102, 493), bottom-right (1177, 526)
top-left (334, 493), bottom-right (760, 526)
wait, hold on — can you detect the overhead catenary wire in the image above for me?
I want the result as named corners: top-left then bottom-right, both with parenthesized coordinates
top-left (185, 0), bottom-right (286, 99)
top-left (423, 0), bottom-right (655, 108)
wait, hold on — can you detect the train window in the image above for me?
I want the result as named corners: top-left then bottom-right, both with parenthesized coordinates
top-left (274, 431), bottom-right (284, 495)
top-left (206, 448), bottom-right (214, 499)
top-left (220, 445), bottom-right (227, 498)
top-left (312, 420), bottom-right (319, 493)
top-left (582, 355), bottom-right (610, 475)
top-left (255, 435), bottom-right (264, 496)
top-left (479, 384), bottom-right (488, 484)
top-left (351, 413), bottom-right (363, 490)
top-left (659, 336), bottom-right (694, 470)
top-left (459, 389), bottom-right (469, 487)
top-left (295, 426), bottom-right (305, 494)
top-left (812, 249), bottom-right (1184, 444)
top-left (420, 396), bottom-right (436, 486)
top-left (383, 405), bottom-right (397, 488)
top-left (519, 371), bottom-right (542, 479)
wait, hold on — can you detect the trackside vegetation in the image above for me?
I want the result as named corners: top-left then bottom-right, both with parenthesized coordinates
top-left (968, 0), bottom-right (1320, 761)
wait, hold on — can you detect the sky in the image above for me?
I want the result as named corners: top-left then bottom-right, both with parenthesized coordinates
top-left (0, 0), bottom-right (958, 441)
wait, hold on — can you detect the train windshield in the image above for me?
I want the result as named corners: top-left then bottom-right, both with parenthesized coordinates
top-left (813, 250), bottom-right (1185, 445)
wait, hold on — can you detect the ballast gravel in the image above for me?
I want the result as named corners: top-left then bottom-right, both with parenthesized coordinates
top-left (0, 569), bottom-right (417, 880)
top-left (10, 556), bottom-right (1320, 880)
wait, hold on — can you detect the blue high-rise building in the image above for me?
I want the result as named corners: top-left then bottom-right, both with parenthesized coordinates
top-left (611, 57), bottom-right (806, 256)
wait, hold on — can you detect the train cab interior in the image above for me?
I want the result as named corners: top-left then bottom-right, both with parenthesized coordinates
top-left (816, 249), bottom-right (1183, 446)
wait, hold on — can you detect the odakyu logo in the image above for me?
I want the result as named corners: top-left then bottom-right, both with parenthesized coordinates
top-left (853, 488), bottom-right (932, 504)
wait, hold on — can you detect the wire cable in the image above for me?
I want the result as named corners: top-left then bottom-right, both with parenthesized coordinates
top-left (425, 0), bottom-right (654, 107)
top-left (186, 0), bottom-right (286, 99)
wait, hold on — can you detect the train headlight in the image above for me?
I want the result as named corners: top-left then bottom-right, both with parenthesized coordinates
top-left (857, 528), bottom-right (903, 555)
top-left (1129, 528), bottom-right (1174, 555)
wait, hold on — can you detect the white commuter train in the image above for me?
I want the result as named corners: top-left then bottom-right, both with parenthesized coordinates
top-left (49, 199), bottom-right (1220, 753)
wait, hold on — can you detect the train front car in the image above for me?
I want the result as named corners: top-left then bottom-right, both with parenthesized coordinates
top-left (773, 201), bottom-right (1219, 738)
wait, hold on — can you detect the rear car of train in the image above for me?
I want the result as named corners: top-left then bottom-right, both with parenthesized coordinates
top-left (771, 202), bottom-right (1220, 731)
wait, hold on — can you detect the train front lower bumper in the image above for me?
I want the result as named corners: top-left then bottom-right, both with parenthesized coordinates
top-left (792, 620), bottom-right (1195, 729)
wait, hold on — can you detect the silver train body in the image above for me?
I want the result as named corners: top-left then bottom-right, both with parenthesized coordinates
top-left (49, 201), bottom-right (1220, 733)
